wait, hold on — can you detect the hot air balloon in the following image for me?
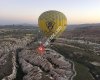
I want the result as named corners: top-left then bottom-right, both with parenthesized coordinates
top-left (37, 10), bottom-right (67, 54)
top-left (38, 10), bottom-right (67, 38)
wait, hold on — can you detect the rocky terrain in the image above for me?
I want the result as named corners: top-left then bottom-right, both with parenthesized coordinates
top-left (63, 24), bottom-right (100, 44)
top-left (0, 24), bottom-right (100, 80)
top-left (0, 28), bottom-right (75, 80)
top-left (0, 34), bottom-right (33, 80)
top-left (18, 46), bottom-right (75, 80)
top-left (53, 24), bottom-right (100, 80)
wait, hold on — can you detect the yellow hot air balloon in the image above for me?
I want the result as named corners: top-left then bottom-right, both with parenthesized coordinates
top-left (38, 10), bottom-right (67, 38)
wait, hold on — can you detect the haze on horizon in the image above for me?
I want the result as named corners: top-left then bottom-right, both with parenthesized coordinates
top-left (0, 0), bottom-right (100, 25)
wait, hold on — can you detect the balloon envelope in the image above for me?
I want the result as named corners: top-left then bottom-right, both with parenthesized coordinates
top-left (38, 10), bottom-right (67, 38)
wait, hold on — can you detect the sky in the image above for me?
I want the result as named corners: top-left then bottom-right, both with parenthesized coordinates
top-left (0, 0), bottom-right (100, 25)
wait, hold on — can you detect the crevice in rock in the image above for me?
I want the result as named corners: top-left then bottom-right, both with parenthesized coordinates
top-left (14, 48), bottom-right (25, 80)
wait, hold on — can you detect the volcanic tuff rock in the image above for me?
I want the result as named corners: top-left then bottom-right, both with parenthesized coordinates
top-left (18, 46), bottom-right (75, 80)
top-left (0, 36), bottom-right (75, 80)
